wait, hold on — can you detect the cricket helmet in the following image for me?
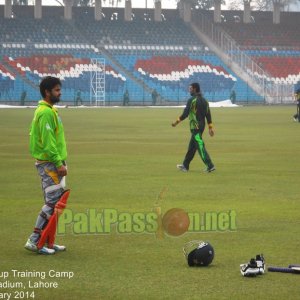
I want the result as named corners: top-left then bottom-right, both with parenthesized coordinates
top-left (183, 240), bottom-right (214, 267)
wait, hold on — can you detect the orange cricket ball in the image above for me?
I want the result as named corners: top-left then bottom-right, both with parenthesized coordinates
top-left (162, 208), bottom-right (190, 236)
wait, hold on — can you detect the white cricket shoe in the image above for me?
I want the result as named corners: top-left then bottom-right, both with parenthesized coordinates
top-left (25, 239), bottom-right (55, 255)
top-left (52, 244), bottom-right (66, 252)
top-left (24, 239), bottom-right (38, 252)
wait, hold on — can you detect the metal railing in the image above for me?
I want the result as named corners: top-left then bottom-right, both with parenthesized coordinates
top-left (192, 12), bottom-right (294, 103)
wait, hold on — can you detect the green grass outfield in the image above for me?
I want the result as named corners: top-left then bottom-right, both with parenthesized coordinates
top-left (0, 106), bottom-right (300, 300)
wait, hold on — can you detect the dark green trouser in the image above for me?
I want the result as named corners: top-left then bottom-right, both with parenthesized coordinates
top-left (183, 130), bottom-right (214, 170)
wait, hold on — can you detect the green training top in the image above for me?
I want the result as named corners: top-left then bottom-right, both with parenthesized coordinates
top-left (179, 93), bottom-right (212, 132)
top-left (29, 100), bottom-right (67, 167)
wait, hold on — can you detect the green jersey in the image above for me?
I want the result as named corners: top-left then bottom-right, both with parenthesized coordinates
top-left (29, 100), bottom-right (67, 167)
top-left (179, 93), bottom-right (212, 132)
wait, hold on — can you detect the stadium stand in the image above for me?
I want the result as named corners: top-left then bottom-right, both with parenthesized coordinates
top-left (217, 11), bottom-right (300, 48)
top-left (2, 5), bottom-right (296, 104)
top-left (0, 52), bottom-right (127, 103)
top-left (0, 62), bottom-right (15, 100)
top-left (208, 11), bottom-right (300, 86)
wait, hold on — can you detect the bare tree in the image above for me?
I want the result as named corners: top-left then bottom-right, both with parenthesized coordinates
top-left (252, 0), bottom-right (273, 10)
top-left (74, 0), bottom-right (93, 6)
top-left (227, 0), bottom-right (296, 10)
top-left (177, 0), bottom-right (224, 10)
top-left (72, 0), bottom-right (123, 6)
top-left (227, 0), bottom-right (243, 9)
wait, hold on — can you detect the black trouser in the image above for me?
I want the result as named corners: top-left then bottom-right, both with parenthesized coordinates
top-left (183, 129), bottom-right (214, 170)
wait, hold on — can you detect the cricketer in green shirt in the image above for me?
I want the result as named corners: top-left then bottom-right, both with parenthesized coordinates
top-left (172, 83), bottom-right (215, 172)
top-left (180, 93), bottom-right (213, 132)
top-left (30, 100), bottom-right (67, 168)
top-left (25, 76), bottom-right (68, 255)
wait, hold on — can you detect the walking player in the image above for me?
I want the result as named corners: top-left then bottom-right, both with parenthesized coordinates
top-left (172, 82), bottom-right (215, 173)
top-left (293, 88), bottom-right (300, 122)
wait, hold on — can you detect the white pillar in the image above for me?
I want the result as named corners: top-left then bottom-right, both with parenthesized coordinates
top-left (178, 0), bottom-right (184, 19)
top-left (4, 0), bottom-right (12, 19)
top-left (243, 0), bottom-right (251, 23)
top-left (214, 0), bottom-right (221, 23)
top-left (64, 0), bottom-right (74, 20)
top-left (34, 0), bottom-right (42, 19)
top-left (154, 0), bottom-right (162, 22)
top-left (183, 1), bottom-right (191, 23)
top-left (95, 0), bottom-right (102, 21)
top-left (124, 0), bottom-right (132, 22)
top-left (273, 0), bottom-right (281, 24)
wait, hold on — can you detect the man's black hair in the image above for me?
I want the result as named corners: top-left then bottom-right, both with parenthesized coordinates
top-left (190, 82), bottom-right (200, 93)
top-left (40, 76), bottom-right (61, 98)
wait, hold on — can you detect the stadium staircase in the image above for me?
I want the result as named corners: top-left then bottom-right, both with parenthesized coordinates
top-left (189, 11), bottom-right (294, 103)
top-left (219, 11), bottom-right (300, 88)
top-left (190, 14), bottom-right (267, 102)
top-left (1, 56), bottom-right (39, 91)
top-left (0, 55), bottom-right (40, 103)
